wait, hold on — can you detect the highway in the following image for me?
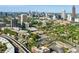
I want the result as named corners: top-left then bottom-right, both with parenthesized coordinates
top-left (0, 35), bottom-right (31, 53)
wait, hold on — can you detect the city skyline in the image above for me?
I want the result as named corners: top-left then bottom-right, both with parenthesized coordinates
top-left (0, 5), bottom-right (79, 13)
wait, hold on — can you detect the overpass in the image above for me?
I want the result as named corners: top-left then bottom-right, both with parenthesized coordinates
top-left (0, 35), bottom-right (31, 53)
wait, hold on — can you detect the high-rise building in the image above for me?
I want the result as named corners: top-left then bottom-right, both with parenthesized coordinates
top-left (61, 10), bottom-right (67, 20)
top-left (20, 14), bottom-right (27, 26)
top-left (21, 14), bottom-right (23, 26)
top-left (11, 18), bottom-right (18, 27)
top-left (67, 14), bottom-right (72, 21)
top-left (55, 14), bottom-right (61, 20)
top-left (53, 15), bottom-right (57, 20)
top-left (72, 5), bottom-right (76, 21)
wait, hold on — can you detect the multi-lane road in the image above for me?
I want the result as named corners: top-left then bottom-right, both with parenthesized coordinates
top-left (0, 35), bottom-right (31, 53)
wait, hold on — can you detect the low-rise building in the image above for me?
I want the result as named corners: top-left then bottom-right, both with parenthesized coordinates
top-left (31, 46), bottom-right (50, 53)
top-left (28, 27), bottom-right (38, 32)
top-left (0, 22), bottom-right (6, 28)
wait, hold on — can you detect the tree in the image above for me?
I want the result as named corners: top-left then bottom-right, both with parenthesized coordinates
top-left (3, 29), bottom-right (17, 36)
top-left (0, 42), bottom-right (7, 53)
top-left (27, 33), bottom-right (40, 51)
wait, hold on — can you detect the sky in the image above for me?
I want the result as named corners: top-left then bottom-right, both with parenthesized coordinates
top-left (0, 5), bottom-right (79, 13)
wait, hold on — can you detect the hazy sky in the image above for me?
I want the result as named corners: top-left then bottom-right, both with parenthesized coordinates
top-left (0, 5), bottom-right (79, 13)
